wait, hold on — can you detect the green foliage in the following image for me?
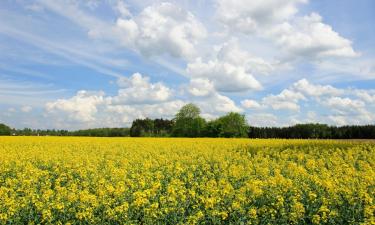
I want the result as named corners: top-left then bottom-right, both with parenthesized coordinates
top-left (216, 112), bottom-right (248, 138)
top-left (71, 128), bottom-right (130, 137)
top-left (204, 120), bottom-right (222, 137)
top-left (153, 118), bottom-right (174, 136)
top-left (0, 123), bottom-right (11, 135)
top-left (172, 103), bottom-right (206, 137)
top-left (175, 103), bottom-right (201, 119)
top-left (248, 123), bottom-right (375, 139)
top-left (130, 118), bottom-right (154, 137)
top-left (2, 105), bottom-right (375, 138)
top-left (130, 118), bottom-right (173, 137)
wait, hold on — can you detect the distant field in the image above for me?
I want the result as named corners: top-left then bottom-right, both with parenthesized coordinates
top-left (0, 137), bottom-right (374, 224)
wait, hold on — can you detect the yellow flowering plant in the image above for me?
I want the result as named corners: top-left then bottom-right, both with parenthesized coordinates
top-left (0, 137), bottom-right (374, 224)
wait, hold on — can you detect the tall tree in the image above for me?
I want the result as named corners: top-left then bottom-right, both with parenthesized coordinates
top-left (216, 112), bottom-right (249, 138)
top-left (172, 103), bottom-right (206, 137)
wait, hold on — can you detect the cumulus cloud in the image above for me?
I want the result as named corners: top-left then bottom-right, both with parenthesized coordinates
top-left (112, 73), bottom-right (172, 104)
top-left (46, 90), bottom-right (105, 122)
top-left (354, 90), bottom-right (375, 104)
top-left (216, 0), bottom-right (307, 33)
top-left (216, 0), bottom-right (357, 60)
top-left (323, 97), bottom-right (365, 112)
top-left (6, 0), bottom-right (373, 129)
top-left (263, 89), bottom-right (306, 111)
top-left (105, 100), bottom-right (186, 124)
top-left (291, 78), bottom-right (343, 97)
top-left (216, 40), bottom-right (276, 75)
top-left (321, 96), bottom-right (373, 126)
top-left (186, 78), bottom-right (243, 116)
top-left (45, 72), bottom-right (175, 124)
top-left (44, 70), bottom-right (243, 128)
top-left (187, 59), bottom-right (262, 92)
top-left (241, 78), bottom-right (375, 126)
top-left (197, 93), bottom-right (242, 116)
top-left (186, 40), bottom-right (271, 92)
top-left (187, 78), bottom-right (216, 97)
top-left (114, 2), bottom-right (206, 58)
top-left (270, 13), bottom-right (358, 59)
top-left (241, 99), bottom-right (262, 109)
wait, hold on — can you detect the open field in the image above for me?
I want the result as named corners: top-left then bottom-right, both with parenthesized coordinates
top-left (0, 137), bottom-right (374, 224)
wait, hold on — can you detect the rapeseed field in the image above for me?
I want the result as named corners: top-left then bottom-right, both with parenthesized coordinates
top-left (0, 137), bottom-right (374, 224)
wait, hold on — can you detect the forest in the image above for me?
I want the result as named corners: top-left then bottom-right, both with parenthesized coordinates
top-left (1, 103), bottom-right (375, 139)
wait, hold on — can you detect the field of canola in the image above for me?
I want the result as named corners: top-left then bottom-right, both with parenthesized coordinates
top-left (0, 137), bottom-right (374, 224)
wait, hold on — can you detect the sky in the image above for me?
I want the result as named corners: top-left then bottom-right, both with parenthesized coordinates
top-left (0, 0), bottom-right (375, 130)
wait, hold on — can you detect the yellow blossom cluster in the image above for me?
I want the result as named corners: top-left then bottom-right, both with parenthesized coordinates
top-left (0, 137), bottom-right (374, 224)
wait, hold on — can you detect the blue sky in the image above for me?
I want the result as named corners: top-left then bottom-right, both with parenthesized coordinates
top-left (0, 0), bottom-right (375, 129)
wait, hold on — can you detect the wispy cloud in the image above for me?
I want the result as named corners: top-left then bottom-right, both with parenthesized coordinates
top-left (0, 10), bottom-right (129, 78)
top-left (0, 78), bottom-right (66, 106)
top-left (0, 63), bottom-right (52, 79)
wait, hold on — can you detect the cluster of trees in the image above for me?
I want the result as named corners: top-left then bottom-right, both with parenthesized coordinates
top-left (0, 123), bottom-right (11, 135)
top-left (0, 124), bottom-right (130, 137)
top-left (2, 103), bottom-right (375, 139)
top-left (11, 128), bottom-right (69, 136)
top-left (248, 124), bottom-right (375, 139)
top-left (130, 103), bottom-right (248, 138)
top-left (130, 118), bottom-right (173, 137)
top-left (70, 128), bottom-right (130, 137)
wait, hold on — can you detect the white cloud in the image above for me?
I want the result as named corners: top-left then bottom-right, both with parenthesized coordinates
top-left (216, 0), bottom-right (357, 60)
top-left (21, 106), bottom-right (32, 113)
top-left (270, 13), bottom-right (358, 59)
top-left (291, 78), bottom-right (343, 97)
top-left (115, 1), bottom-right (132, 18)
top-left (216, 40), bottom-right (275, 75)
top-left (186, 78), bottom-right (243, 116)
top-left (187, 59), bottom-right (262, 92)
top-left (45, 91), bottom-right (184, 128)
top-left (112, 73), bottom-right (172, 104)
top-left (105, 100), bottom-right (186, 124)
top-left (187, 41), bottom-right (269, 92)
top-left (327, 108), bottom-right (374, 126)
top-left (216, 0), bottom-right (307, 33)
top-left (187, 78), bottom-right (215, 97)
top-left (323, 97), bottom-right (365, 112)
top-left (247, 113), bottom-right (279, 127)
top-left (354, 90), bottom-right (375, 104)
top-left (197, 93), bottom-right (243, 115)
top-left (3, 0), bottom-right (374, 129)
top-left (241, 99), bottom-right (262, 109)
top-left (43, 67), bottom-right (245, 128)
top-left (241, 79), bottom-right (375, 126)
top-left (45, 90), bottom-right (105, 122)
top-left (115, 2), bottom-right (206, 58)
top-left (37, 1), bottom-right (205, 62)
top-left (263, 89), bottom-right (306, 111)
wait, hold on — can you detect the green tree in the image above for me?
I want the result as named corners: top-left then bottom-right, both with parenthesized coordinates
top-left (204, 119), bottom-right (222, 137)
top-left (172, 103), bottom-right (206, 137)
top-left (130, 118), bottom-right (154, 137)
top-left (0, 123), bottom-right (12, 135)
top-left (216, 112), bottom-right (248, 138)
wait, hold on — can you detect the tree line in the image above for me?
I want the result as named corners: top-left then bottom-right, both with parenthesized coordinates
top-left (129, 103), bottom-right (248, 138)
top-left (248, 124), bottom-right (375, 139)
top-left (1, 103), bottom-right (375, 138)
top-left (0, 124), bottom-right (130, 137)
